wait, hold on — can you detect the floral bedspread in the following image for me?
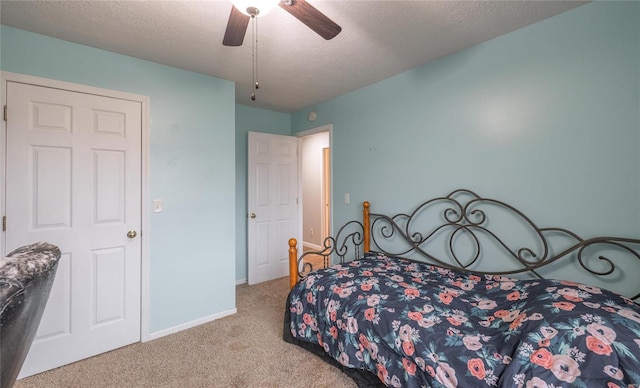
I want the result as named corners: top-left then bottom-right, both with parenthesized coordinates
top-left (286, 252), bottom-right (640, 387)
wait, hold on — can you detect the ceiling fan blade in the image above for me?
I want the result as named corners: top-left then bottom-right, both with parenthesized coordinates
top-left (223, 6), bottom-right (250, 46)
top-left (279, 0), bottom-right (341, 40)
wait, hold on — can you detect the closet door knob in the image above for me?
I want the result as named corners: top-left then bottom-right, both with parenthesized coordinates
top-left (250, 213), bottom-right (256, 219)
top-left (127, 230), bottom-right (137, 238)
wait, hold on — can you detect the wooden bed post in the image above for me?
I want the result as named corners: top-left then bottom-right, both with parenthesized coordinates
top-left (288, 238), bottom-right (298, 289)
top-left (363, 201), bottom-right (370, 253)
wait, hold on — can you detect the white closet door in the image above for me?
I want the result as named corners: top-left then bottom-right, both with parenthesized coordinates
top-left (5, 80), bottom-right (142, 377)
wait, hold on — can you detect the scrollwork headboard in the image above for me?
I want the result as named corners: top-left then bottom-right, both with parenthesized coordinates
top-left (288, 189), bottom-right (640, 301)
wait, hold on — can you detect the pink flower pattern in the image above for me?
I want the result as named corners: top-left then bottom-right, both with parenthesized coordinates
top-left (287, 253), bottom-right (640, 387)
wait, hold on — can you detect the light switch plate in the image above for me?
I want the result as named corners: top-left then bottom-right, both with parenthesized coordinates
top-left (153, 199), bottom-right (163, 213)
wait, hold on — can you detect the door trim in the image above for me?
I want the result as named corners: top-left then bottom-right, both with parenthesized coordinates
top-left (322, 147), bottom-right (331, 242)
top-left (0, 71), bottom-right (152, 342)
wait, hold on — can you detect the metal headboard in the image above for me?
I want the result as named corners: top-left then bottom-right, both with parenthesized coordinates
top-left (289, 189), bottom-right (640, 300)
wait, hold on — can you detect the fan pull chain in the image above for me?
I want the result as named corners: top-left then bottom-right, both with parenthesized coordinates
top-left (251, 13), bottom-right (258, 101)
top-left (255, 13), bottom-right (259, 92)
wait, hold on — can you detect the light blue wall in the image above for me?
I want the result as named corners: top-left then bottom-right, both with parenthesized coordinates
top-left (1, 26), bottom-right (237, 333)
top-left (235, 104), bottom-right (291, 282)
top-left (7, 0), bottom-right (637, 305)
top-left (292, 1), bottom-right (640, 243)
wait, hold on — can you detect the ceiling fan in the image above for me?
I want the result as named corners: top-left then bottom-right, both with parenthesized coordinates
top-left (223, 0), bottom-right (342, 46)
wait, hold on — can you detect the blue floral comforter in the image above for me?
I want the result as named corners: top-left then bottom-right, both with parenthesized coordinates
top-left (286, 252), bottom-right (640, 387)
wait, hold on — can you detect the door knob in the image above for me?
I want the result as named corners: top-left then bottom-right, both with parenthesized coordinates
top-left (127, 230), bottom-right (137, 239)
top-left (250, 213), bottom-right (256, 219)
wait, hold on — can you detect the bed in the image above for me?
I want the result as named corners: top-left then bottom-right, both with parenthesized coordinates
top-left (283, 189), bottom-right (640, 387)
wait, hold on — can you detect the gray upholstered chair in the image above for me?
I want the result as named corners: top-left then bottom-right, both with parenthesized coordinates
top-left (0, 242), bottom-right (61, 388)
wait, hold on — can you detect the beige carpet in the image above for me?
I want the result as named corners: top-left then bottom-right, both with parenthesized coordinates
top-left (15, 277), bottom-right (357, 388)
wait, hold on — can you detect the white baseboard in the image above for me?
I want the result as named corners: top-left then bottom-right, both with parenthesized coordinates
top-left (236, 278), bottom-right (247, 285)
top-left (146, 307), bottom-right (237, 341)
top-left (303, 241), bottom-right (322, 251)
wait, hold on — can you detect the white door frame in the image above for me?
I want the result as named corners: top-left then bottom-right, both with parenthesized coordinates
top-left (296, 124), bottom-right (333, 249)
top-left (0, 71), bottom-right (152, 341)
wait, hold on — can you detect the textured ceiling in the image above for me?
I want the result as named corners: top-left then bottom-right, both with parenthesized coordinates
top-left (0, 0), bottom-right (586, 113)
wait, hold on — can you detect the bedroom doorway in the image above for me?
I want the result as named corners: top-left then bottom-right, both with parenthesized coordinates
top-left (298, 126), bottom-right (331, 272)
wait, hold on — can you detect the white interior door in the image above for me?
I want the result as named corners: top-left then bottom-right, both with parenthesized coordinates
top-left (247, 131), bottom-right (299, 285)
top-left (5, 80), bottom-right (142, 377)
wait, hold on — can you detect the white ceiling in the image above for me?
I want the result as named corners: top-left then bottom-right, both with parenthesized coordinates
top-left (0, 0), bottom-right (586, 113)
